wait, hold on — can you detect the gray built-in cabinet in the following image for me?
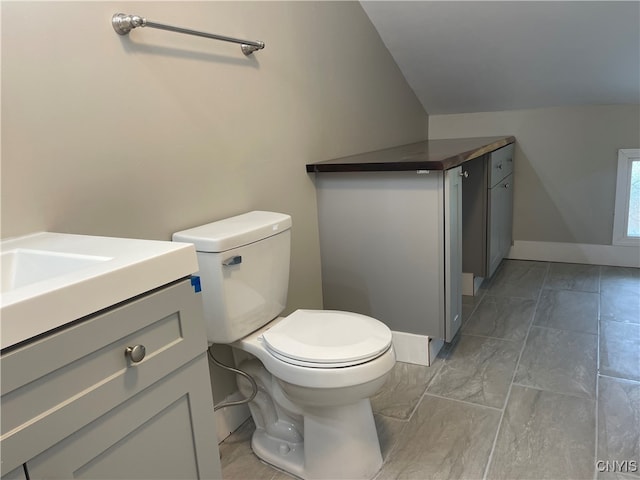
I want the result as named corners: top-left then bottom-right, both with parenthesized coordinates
top-left (307, 137), bottom-right (514, 360)
top-left (1, 279), bottom-right (222, 480)
top-left (462, 143), bottom-right (514, 279)
top-left (314, 167), bottom-right (463, 345)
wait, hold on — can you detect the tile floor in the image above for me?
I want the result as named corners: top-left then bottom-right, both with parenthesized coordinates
top-left (218, 260), bottom-right (640, 480)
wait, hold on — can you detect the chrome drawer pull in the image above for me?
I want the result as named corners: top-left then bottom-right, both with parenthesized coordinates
top-left (125, 345), bottom-right (146, 363)
top-left (459, 170), bottom-right (469, 178)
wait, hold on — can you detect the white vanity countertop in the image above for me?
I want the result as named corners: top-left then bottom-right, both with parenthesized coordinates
top-left (1, 232), bottom-right (199, 350)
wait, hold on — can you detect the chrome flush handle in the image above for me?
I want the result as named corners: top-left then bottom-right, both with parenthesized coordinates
top-left (223, 255), bottom-right (242, 266)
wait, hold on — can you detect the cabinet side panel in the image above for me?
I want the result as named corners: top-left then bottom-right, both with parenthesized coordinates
top-left (502, 173), bottom-right (515, 260)
top-left (315, 172), bottom-right (444, 337)
top-left (444, 168), bottom-right (463, 342)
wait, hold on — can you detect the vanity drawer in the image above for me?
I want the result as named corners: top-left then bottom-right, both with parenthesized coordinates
top-left (489, 143), bottom-right (514, 187)
top-left (0, 278), bottom-right (207, 470)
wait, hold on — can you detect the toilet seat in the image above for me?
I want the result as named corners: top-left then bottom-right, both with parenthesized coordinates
top-left (261, 309), bottom-right (392, 368)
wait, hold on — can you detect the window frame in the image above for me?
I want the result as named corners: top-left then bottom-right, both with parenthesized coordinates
top-left (613, 148), bottom-right (640, 246)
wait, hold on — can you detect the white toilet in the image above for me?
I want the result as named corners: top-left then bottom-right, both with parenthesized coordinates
top-left (173, 211), bottom-right (396, 480)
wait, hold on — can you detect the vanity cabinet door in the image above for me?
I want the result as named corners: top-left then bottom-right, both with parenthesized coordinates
top-left (26, 354), bottom-right (221, 480)
top-left (1, 279), bottom-right (220, 478)
top-left (488, 174), bottom-right (514, 277)
top-left (444, 167), bottom-right (463, 341)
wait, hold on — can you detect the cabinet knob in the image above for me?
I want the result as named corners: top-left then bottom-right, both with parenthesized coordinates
top-left (459, 170), bottom-right (469, 178)
top-left (496, 163), bottom-right (503, 170)
top-left (125, 344), bottom-right (146, 363)
top-left (504, 183), bottom-right (510, 189)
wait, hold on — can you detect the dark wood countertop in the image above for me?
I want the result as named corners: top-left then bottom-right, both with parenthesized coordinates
top-left (306, 136), bottom-right (515, 173)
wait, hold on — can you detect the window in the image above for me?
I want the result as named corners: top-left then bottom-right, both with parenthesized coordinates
top-left (613, 149), bottom-right (640, 246)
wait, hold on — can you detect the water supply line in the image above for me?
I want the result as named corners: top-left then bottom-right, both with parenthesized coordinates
top-left (207, 346), bottom-right (258, 411)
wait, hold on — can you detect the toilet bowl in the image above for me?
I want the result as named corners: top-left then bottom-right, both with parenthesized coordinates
top-left (234, 311), bottom-right (395, 479)
top-left (173, 211), bottom-right (396, 479)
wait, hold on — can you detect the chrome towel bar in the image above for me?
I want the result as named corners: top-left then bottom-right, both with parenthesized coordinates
top-left (112, 13), bottom-right (265, 55)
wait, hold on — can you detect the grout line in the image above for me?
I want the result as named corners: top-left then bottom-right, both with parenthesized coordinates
top-left (593, 264), bottom-right (603, 480)
top-left (527, 323), bottom-right (598, 337)
top-left (483, 293), bottom-right (541, 301)
top-left (459, 331), bottom-right (528, 344)
top-left (510, 382), bottom-right (596, 402)
top-left (481, 261), bottom-right (550, 480)
top-left (403, 358), bottom-right (447, 422)
top-left (597, 372), bottom-right (640, 385)
top-left (372, 417), bottom-right (410, 480)
top-left (421, 391), bottom-right (503, 412)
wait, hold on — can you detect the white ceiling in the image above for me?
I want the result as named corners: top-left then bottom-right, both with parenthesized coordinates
top-left (360, 1), bottom-right (640, 114)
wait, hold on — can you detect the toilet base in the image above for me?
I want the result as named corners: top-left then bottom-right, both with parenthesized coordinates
top-left (251, 429), bottom-right (305, 478)
top-left (251, 398), bottom-right (383, 480)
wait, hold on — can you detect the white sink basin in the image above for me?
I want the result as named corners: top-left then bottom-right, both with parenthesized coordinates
top-left (1, 249), bottom-right (111, 293)
top-left (0, 232), bottom-right (198, 350)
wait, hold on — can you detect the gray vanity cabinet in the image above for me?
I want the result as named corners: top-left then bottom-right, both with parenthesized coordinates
top-left (487, 146), bottom-right (514, 277)
top-left (462, 143), bottom-right (514, 280)
top-left (308, 136), bottom-right (515, 363)
top-left (25, 355), bottom-right (214, 479)
top-left (0, 279), bottom-right (221, 479)
top-left (315, 166), bottom-right (463, 357)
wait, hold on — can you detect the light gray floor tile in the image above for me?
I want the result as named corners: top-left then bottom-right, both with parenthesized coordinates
top-left (601, 290), bottom-right (640, 325)
top-left (462, 280), bottom-right (489, 307)
top-left (427, 335), bottom-right (521, 408)
top-left (374, 414), bottom-right (407, 462)
top-left (534, 289), bottom-right (599, 334)
top-left (376, 395), bottom-right (500, 480)
top-left (219, 419), bottom-right (280, 480)
top-left (215, 261), bottom-right (637, 480)
top-left (515, 326), bottom-right (597, 398)
top-left (461, 302), bottom-right (477, 326)
top-left (600, 321), bottom-right (640, 382)
top-left (371, 361), bottom-right (442, 420)
top-left (487, 260), bottom-right (549, 299)
top-left (601, 267), bottom-right (640, 297)
top-left (597, 376), bottom-right (640, 478)
top-left (544, 262), bottom-right (601, 292)
top-left (487, 385), bottom-right (596, 480)
top-left (462, 296), bottom-right (536, 342)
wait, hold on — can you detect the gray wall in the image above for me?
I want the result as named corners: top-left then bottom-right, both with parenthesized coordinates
top-left (1, 1), bottom-right (427, 401)
top-left (429, 105), bottom-right (640, 246)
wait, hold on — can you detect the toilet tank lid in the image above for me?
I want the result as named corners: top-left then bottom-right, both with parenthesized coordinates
top-left (172, 211), bottom-right (292, 252)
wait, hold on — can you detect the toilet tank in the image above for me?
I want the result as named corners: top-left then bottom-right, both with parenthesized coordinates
top-left (173, 211), bottom-right (292, 344)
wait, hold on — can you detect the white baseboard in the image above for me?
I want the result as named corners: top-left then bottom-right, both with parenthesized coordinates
top-left (214, 392), bottom-right (251, 444)
top-left (462, 273), bottom-right (486, 296)
top-left (391, 331), bottom-right (444, 366)
top-left (508, 240), bottom-right (640, 268)
top-left (462, 272), bottom-right (475, 296)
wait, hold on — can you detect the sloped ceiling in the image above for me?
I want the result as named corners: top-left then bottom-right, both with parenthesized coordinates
top-left (360, 1), bottom-right (640, 114)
